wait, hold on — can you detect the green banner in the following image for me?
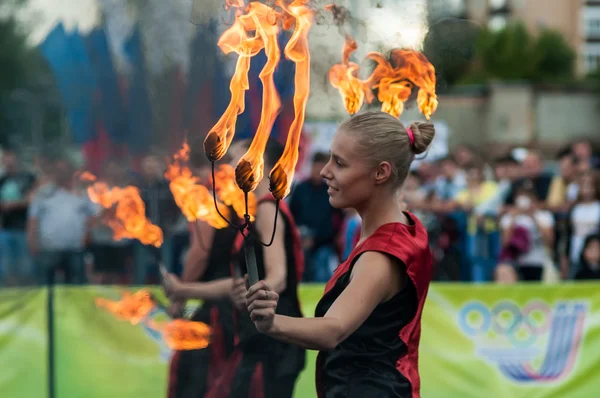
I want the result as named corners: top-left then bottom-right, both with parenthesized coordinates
top-left (0, 288), bottom-right (47, 398)
top-left (2, 284), bottom-right (600, 397)
top-left (420, 283), bottom-right (600, 398)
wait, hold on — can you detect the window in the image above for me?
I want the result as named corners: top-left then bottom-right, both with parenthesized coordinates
top-left (583, 6), bottom-right (600, 37)
top-left (489, 15), bottom-right (508, 31)
top-left (582, 43), bottom-right (600, 73)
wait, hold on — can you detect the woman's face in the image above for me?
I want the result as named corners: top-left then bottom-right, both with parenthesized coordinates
top-left (580, 174), bottom-right (597, 200)
top-left (466, 167), bottom-right (483, 186)
top-left (320, 130), bottom-right (378, 209)
top-left (584, 239), bottom-right (600, 264)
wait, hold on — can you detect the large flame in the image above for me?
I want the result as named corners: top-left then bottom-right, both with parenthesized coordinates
top-left (235, 2), bottom-right (282, 193)
top-left (84, 173), bottom-right (163, 247)
top-left (203, 1), bottom-right (263, 162)
top-left (269, 0), bottom-right (314, 200)
top-left (95, 290), bottom-right (155, 325)
top-left (328, 35), bottom-right (372, 116)
top-left (96, 290), bottom-right (211, 350)
top-left (165, 142), bottom-right (230, 229)
top-left (148, 319), bottom-right (211, 350)
top-left (325, 5), bottom-right (438, 120)
top-left (214, 164), bottom-right (257, 220)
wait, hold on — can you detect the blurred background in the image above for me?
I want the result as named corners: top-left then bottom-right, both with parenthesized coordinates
top-left (1, 0), bottom-right (600, 397)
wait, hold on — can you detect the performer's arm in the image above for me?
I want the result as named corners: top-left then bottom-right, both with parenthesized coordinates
top-left (168, 221), bottom-right (215, 316)
top-left (246, 251), bottom-right (405, 351)
top-left (167, 276), bottom-right (234, 301)
top-left (182, 220), bottom-right (214, 282)
top-left (255, 201), bottom-right (287, 294)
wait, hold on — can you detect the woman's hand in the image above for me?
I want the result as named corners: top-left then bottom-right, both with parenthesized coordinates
top-left (245, 280), bottom-right (279, 334)
top-left (162, 272), bottom-right (184, 300)
top-left (230, 277), bottom-right (248, 311)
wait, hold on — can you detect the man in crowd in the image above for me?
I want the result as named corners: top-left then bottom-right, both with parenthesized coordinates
top-left (289, 151), bottom-right (343, 282)
top-left (0, 147), bottom-right (37, 285)
top-left (27, 155), bottom-right (97, 285)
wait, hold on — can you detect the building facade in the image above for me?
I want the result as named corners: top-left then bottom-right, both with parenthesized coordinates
top-left (428, 0), bottom-right (600, 75)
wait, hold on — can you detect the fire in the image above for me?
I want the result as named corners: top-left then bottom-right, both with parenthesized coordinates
top-left (269, 0), bottom-right (314, 200)
top-left (203, 0), bottom-right (316, 200)
top-left (165, 142), bottom-right (230, 229)
top-left (95, 290), bottom-right (155, 325)
top-left (214, 164), bottom-right (257, 220)
top-left (326, 4), bottom-right (438, 120)
top-left (203, 1), bottom-right (263, 162)
top-left (84, 174), bottom-right (163, 247)
top-left (235, 1), bottom-right (282, 193)
top-left (96, 290), bottom-right (212, 350)
top-left (148, 319), bottom-right (211, 350)
top-left (370, 49), bottom-right (438, 120)
top-left (328, 35), bottom-right (372, 116)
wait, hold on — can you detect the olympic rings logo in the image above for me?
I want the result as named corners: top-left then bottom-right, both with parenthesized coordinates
top-left (458, 300), bottom-right (552, 348)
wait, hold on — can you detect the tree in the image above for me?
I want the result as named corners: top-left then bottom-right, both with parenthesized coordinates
top-left (0, 0), bottom-right (62, 148)
top-left (423, 18), bottom-right (481, 88)
top-left (473, 22), bottom-right (575, 82)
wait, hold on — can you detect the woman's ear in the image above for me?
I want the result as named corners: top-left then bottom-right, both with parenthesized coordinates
top-left (374, 161), bottom-right (392, 185)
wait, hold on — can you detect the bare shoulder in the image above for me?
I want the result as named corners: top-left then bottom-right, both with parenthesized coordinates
top-left (350, 251), bottom-right (406, 300)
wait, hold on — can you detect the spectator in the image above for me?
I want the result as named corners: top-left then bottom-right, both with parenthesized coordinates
top-left (504, 150), bottom-right (553, 207)
top-left (547, 147), bottom-right (578, 213)
top-left (0, 147), bottom-right (37, 285)
top-left (572, 139), bottom-right (600, 171)
top-left (564, 171), bottom-right (600, 277)
top-left (135, 154), bottom-right (180, 284)
top-left (27, 156), bottom-right (97, 285)
top-left (289, 151), bottom-right (343, 282)
top-left (454, 160), bottom-right (500, 281)
top-left (499, 182), bottom-right (555, 281)
top-left (433, 156), bottom-right (466, 205)
top-left (574, 234), bottom-right (600, 280)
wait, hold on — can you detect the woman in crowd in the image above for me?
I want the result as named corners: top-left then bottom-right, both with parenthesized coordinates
top-left (574, 234), bottom-right (600, 280)
top-left (498, 182), bottom-right (555, 281)
top-left (564, 170), bottom-right (600, 278)
top-left (245, 111), bottom-right (435, 398)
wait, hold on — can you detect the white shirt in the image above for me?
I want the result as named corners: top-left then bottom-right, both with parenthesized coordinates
top-left (500, 210), bottom-right (555, 267)
top-left (570, 201), bottom-right (600, 263)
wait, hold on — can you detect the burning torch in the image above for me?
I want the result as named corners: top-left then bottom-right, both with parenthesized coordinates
top-left (201, 0), bottom-right (314, 286)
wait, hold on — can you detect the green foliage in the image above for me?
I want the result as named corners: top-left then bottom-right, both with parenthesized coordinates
top-left (0, 0), bottom-right (63, 147)
top-left (423, 18), bottom-right (481, 88)
top-left (424, 20), bottom-right (577, 86)
top-left (474, 22), bottom-right (575, 82)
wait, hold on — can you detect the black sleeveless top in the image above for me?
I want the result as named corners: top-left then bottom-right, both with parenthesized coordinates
top-left (315, 218), bottom-right (432, 398)
top-left (233, 196), bottom-right (306, 376)
top-left (189, 222), bottom-right (238, 323)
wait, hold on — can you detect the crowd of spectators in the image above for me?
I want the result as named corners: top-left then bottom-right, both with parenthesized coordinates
top-left (0, 138), bottom-right (599, 287)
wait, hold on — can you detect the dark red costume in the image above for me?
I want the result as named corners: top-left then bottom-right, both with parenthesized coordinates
top-left (204, 194), bottom-right (306, 398)
top-left (315, 213), bottom-right (432, 398)
top-left (167, 224), bottom-right (238, 398)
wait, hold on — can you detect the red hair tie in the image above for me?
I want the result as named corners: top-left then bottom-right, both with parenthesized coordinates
top-left (406, 127), bottom-right (415, 146)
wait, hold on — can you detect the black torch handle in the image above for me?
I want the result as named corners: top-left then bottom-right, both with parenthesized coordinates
top-left (244, 237), bottom-right (260, 286)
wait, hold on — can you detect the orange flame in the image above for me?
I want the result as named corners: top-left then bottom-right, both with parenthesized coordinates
top-left (328, 35), bottom-right (373, 116)
top-left (203, 1), bottom-right (264, 162)
top-left (235, 1), bottom-right (282, 193)
top-left (214, 164), bottom-right (257, 220)
top-left (148, 319), bottom-right (211, 350)
top-left (165, 143), bottom-right (230, 229)
top-left (368, 49), bottom-right (438, 120)
top-left (269, 0), bottom-right (314, 200)
top-left (95, 290), bottom-right (155, 325)
top-left (325, 6), bottom-right (438, 120)
top-left (84, 174), bottom-right (163, 247)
